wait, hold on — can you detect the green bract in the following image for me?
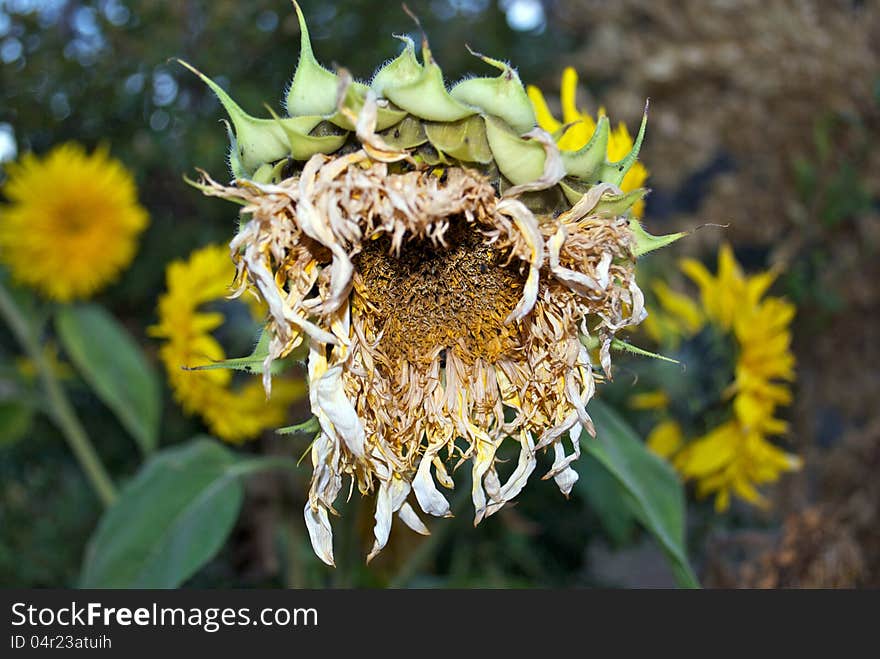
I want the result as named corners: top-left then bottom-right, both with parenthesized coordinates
top-left (178, 1), bottom-right (676, 234)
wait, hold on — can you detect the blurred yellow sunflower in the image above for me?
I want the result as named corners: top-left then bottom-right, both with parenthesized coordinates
top-left (635, 244), bottom-right (801, 511)
top-left (0, 143), bottom-right (148, 301)
top-left (149, 244), bottom-right (305, 443)
top-left (527, 67), bottom-right (649, 217)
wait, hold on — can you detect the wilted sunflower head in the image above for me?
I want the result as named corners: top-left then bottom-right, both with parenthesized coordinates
top-left (182, 2), bottom-right (683, 565)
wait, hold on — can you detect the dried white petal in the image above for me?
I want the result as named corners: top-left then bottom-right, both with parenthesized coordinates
top-left (367, 477), bottom-right (411, 562)
top-left (398, 502), bottom-right (431, 536)
top-left (304, 503), bottom-right (335, 567)
top-left (549, 440), bottom-right (579, 498)
top-left (413, 448), bottom-right (452, 517)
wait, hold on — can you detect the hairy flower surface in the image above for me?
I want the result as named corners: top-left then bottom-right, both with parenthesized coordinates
top-left (149, 244), bottom-right (305, 443)
top-left (184, 3), bottom-right (679, 564)
top-left (527, 67), bottom-right (649, 218)
top-left (0, 143), bottom-right (148, 301)
top-left (637, 245), bottom-right (800, 511)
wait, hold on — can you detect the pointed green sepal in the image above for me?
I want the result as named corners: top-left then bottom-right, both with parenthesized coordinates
top-left (177, 59), bottom-right (289, 174)
top-left (610, 338), bottom-right (679, 364)
top-left (593, 189), bottom-right (648, 217)
top-left (561, 115), bottom-right (610, 182)
top-left (450, 47), bottom-right (536, 134)
top-left (379, 115), bottom-right (428, 149)
top-left (221, 119), bottom-right (247, 180)
top-left (629, 218), bottom-right (688, 256)
top-left (371, 35), bottom-right (423, 97)
top-left (276, 417), bottom-right (320, 436)
top-left (425, 115), bottom-right (493, 163)
top-left (484, 115), bottom-right (546, 185)
top-left (286, 1), bottom-right (348, 117)
top-left (265, 107), bottom-right (349, 161)
top-left (382, 35), bottom-right (474, 122)
top-left (599, 104), bottom-right (648, 187)
top-left (250, 162), bottom-right (276, 184)
top-left (327, 81), bottom-right (406, 131)
top-left (183, 330), bottom-right (286, 375)
top-left (560, 183), bottom-right (647, 216)
top-left (559, 180), bottom-right (584, 205)
top-left (252, 157), bottom-right (297, 184)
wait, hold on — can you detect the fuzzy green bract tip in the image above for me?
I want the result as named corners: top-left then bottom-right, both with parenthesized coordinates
top-left (179, 1), bottom-right (665, 236)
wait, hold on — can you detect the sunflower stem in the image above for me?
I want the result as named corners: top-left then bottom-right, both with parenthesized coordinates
top-left (0, 281), bottom-right (118, 507)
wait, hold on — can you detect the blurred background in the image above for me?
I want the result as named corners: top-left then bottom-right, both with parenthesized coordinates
top-left (1, 0), bottom-right (878, 588)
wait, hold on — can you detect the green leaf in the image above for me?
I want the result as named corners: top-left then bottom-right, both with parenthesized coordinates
top-left (79, 439), bottom-right (286, 588)
top-left (56, 304), bottom-right (160, 456)
top-left (582, 399), bottom-right (700, 588)
top-left (578, 452), bottom-right (636, 546)
top-left (80, 439), bottom-right (299, 588)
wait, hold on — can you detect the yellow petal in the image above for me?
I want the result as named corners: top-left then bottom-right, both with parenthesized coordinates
top-left (745, 269), bottom-right (777, 305)
top-left (652, 281), bottom-right (705, 335)
top-left (678, 421), bottom-right (740, 477)
top-left (714, 487), bottom-right (731, 512)
top-left (717, 243), bottom-right (742, 288)
top-left (607, 121), bottom-right (633, 162)
top-left (680, 257), bottom-right (720, 322)
top-left (646, 419), bottom-right (684, 458)
top-left (630, 390), bottom-right (670, 410)
top-left (526, 84), bottom-right (562, 134)
top-left (560, 66), bottom-right (581, 124)
top-left (732, 475), bottom-right (767, 508)
top-left (733, 392), bottom-right (772, 431)
top-left (557, 120), bottom-right (594, 151)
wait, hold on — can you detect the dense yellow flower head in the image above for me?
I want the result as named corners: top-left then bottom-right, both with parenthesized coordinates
top-left (149, 244), bottom-right (305, 443)
top-left (640, 244), bottom-right (800, 511)
top-left (0, 143), bottom-right (148, 301)
top-left (527, 67), bottom-right (649, 217)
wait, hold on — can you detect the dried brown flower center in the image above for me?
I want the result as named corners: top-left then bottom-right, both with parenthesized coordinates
top-left (354, 219), bottom-right (525, 366)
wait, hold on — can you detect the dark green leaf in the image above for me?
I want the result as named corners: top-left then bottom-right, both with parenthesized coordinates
top-left (56, 304), bottom-right (160, 455)
top-left (80, 439), bottom-right (243, 588)
top-left (582, 399), bottom-right (700, 588)
top-left (578, 452), bottom-right (636, 546)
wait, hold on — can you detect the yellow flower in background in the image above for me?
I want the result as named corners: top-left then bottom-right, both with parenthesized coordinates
top-left (639, 244), bottom-right (801, 511)
top-left (0, 143), bottom-right (148, 301)
top-left (15, 342), bottom-right (74, 382)
top-left (149, 245), bottom-right (305, 443)
top-left (527, 67), bottom-right (649, 217)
